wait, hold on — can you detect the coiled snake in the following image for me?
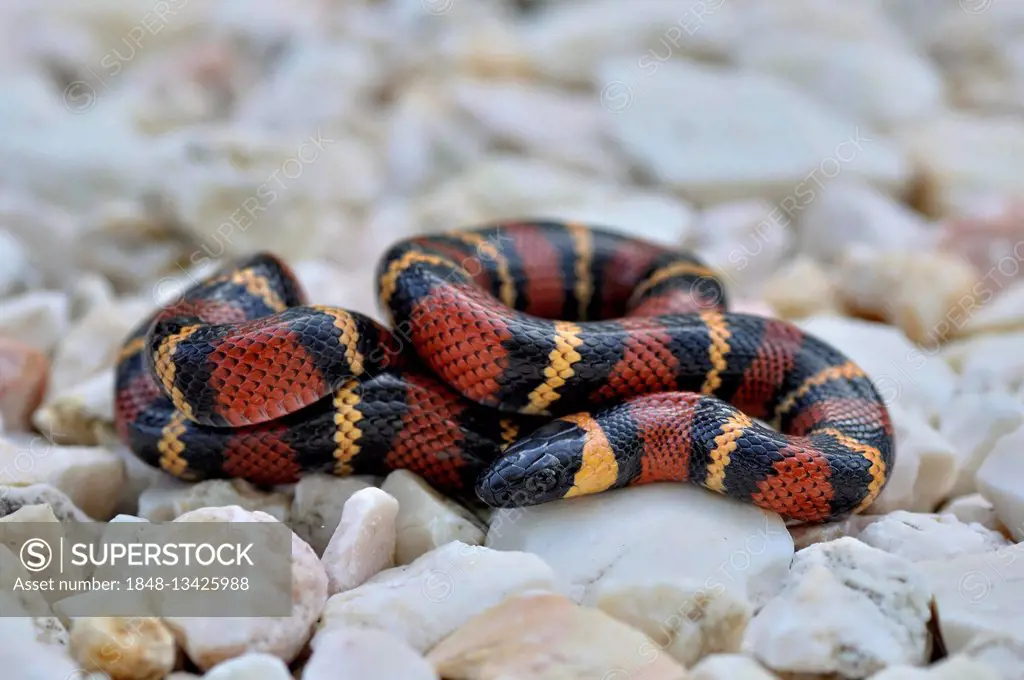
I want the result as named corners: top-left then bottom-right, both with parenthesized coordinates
top-left (114, 222), bottom-right (894, 522)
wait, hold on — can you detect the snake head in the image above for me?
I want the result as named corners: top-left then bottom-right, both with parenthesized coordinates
top-left (475, 418), bottom-right (585, 508)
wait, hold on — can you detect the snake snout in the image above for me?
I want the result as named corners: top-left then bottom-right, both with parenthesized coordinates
top-left (476, 418), bottom-right (585, 508)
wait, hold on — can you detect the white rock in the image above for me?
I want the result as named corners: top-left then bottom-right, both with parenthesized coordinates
top-left (796, 182), bottom-right (932, 261)
top-left (691, 200), bottom-right (793, 295)
top-left (486, 483), bottom-right (793, 610)
top-left (833, 247), bottom-right (979, 347)
top-left (0, 439), bottom-right (124, 519)
top-left (0, 290), bottom-right (69, 354)
top-left (939, 494), bottom-right (1003, 533)
top-left (487, 483), bottom-right (790, 663)
top-left (866, 402), bottom-right (958, 515)
top-left (523, 0), bottom-right (737, 86)
top-left (689, 654), bottom-right (779, 680)
top-left (0, 338), bottom-right (49, 431)
top-left (170, 479), bottom-right (291, 523)
top-left (165, 506), bottom-right (327, 670)
top-left (797, 315), bottom-right (957, 421)
top-left (69, 272), bottom-right (114, 321)
top-left (136, 475), bottom-right (198, 522)
top-left (940, 393), bottom-right (1024, 498)
top-left (538, 191), bottom-right (697, 248)
top-left (305, 628), bottom-right (437, 680)
top-left (323, 488), bottom-right (398, 595)
top-left (598, 580), bottom-right (752, 668)
top-left (789, 515), bottom-right (882, 551)
top-left (976, 425), bottom-right (1024, 540)
top-left (600, 59), bottom-right (908, 206)
top-left (319, 541), bottom-right (557, 653)
top-left (960, 279), bottom-right (1024, 337)
top-left (0, 229), bottom-right (30, 296)
top-left (47, 297), bottom-right (152, 397)
top-left (0, 617), bottom-right (82, 679)
top-left (857, 511), bottom-right (1009, 562)
top-left (203, 653), bottom-right (292, 680)
top-left (426, 592), bottom-right (688, 680)
top-left (901, 114), bottom-right (1024, 218)
top-left (743, 537), bottom-right (933, 678)
top-left (0, 483), bottom-right (91, 520)
top-left (451, 79), bottom-right (621, 177)
top-left (760, 256), bottom-right (839, 320)
top-left (32, 369), bottom-right (115, 447)
top-left (869, 655), bottom-right (1003, 680)
top-left (943, 332), bottom-right (1024, 396)
top-left (289, 474), bottom-right (376, 556)
top-left (381, 470), bottom-right (484, 565)
top-left (69, 617), bottom-right (176, 680)
top-left (920, 546), bottom-right (1024, 653)
top-left (961, 633), bottom-right (1024, 680)
top-left (736, 38), bottom-right (944, 131)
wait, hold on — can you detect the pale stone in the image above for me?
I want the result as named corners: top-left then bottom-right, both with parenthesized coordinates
top-left (0, 338), bottom-right (48, 432)
top-left (136, 475), bottom-right (196, 522)
top-left (69, 617), bottom-right (176, 680)
top-left (760, 256), bottom-right (839, 319)
top-left (866, 402), bottom-right (958, 515)
top-left (486, 484), bottom-right (793, 610)
top-left (962, 633), bottom-right (1024, 680)
top-left (426, 592), bottom-right (688, 680)
top-left (538, 192), bottom-right (697, 249)
top-left (935, 196), bottom-right (1024, 283)
top-left (743, 537), bottom-right (932, 678)
top-left (153, 125), bottom-right (372, 263)
top-left (289, 474), bottom-right (376, 556)
top-left (920, 545), bottom-right (1024, 653)
top-left (47, 297), bottom-right (152, 397)
top-left (901, 114), bottom-right (1024, 218)
top-left (796, 181), bottom-right (933, 262)
top-left (961, 280), bottom-right (1024, 336)
top-left (170, 479), bottom-right (291, 523)
top-left (166, 506), bottom-right (327, 669)
top-left (940, 393), bottom-right (1024, 498)
top-left (450, 79), bottom-right (620, 177)
top-left (939, 494), bottom-right (1003, 533)
top-left (0, 439), bottom-right (124, 519)
top-left (523, 0), bottom-right (738, 86)
top-left (597, 580), bottom-right (751, 668)
top-left (320, 541), bottom-right (557, 653)
top-left (305, 627), bottom-right (437, 680)
top-left (0, 617), bottom-right (82, 679)
top-left (0, 229), bottom-right (30, 296)
top-left (381, 470), bottom-right (484, 565)
top-left (32, 369), bottom-right (115, 447)
top-left (692, 200), bottom-right (793, 295)
top-left (202, 653), bottom-right (292, 680)
top-left (0, 544), bottom-right (64, 639)
top-left (833, 247), bottom-right (979, 347)
top-left (0, 290), bottom-right (69, 354)
top-left (857, 511), bottom-right (1010, 562)
top-left (600, 59), bottom-right (908, 205)
top-left (797, 315), bottom-right (957, 421)
top-left (976, 425), bottom-right (1024, 540)
top-left (736, 38), bottom-right (944, 131)
top-left (69, 272), bottom-right (115, 321)
top-left (689, 654), bottom-right (779, 680)
top-left (943, 332), bottom-right (1024, 396)
top-left (322, 487), bottom-right (398, 595)
top-left (869, 656), bottom-right (1003, 680)
top-left (789, 515), bottom-right (882, 551)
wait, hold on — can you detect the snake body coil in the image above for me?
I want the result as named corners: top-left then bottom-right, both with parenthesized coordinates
top-left (115, 222), bottom-right (894, 522)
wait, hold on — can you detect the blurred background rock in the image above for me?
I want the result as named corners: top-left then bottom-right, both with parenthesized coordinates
top-left (1, 0), bottom-right (1023, 466)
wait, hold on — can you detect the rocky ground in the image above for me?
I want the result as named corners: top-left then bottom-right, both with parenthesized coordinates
top-left (1, 0), bottom-right (1024, 678)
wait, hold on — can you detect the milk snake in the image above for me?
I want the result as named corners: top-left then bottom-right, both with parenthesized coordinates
top-left (114, 222), bottom-right (894, 522)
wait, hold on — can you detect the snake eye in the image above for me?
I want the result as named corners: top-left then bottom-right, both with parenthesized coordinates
top-left (526, 469), bottom-right (558, 492)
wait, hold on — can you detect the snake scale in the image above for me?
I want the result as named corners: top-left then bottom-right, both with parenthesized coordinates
top-left (114, 221), bottom-right (894, 522)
